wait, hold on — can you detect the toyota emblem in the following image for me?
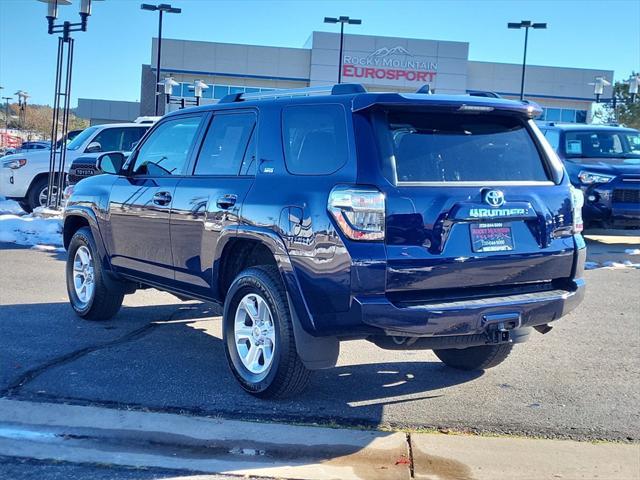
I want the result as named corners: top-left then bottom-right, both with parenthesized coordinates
top-left (483, 189), bottom-right (505, 207)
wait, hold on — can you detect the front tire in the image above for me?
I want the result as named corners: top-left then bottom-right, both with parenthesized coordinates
top-left (66, 227), bottom-right (124, 321)
top-left (434, 344), bottom-right (513, 371)
top-left (26, 176), bottom-right (58, 211)
top-left (223, 266), bottom-right (310, 398)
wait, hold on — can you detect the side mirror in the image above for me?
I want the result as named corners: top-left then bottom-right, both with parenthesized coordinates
top-left (96, 152), bottom-right (126, 175)
top-left (85, 141), bottom-right (102, 153)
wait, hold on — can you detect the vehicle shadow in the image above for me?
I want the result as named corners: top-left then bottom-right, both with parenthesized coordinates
top-left (1, 300), bottom-right (482, 478)
top-left (1, 300), bottom-right (482, 429)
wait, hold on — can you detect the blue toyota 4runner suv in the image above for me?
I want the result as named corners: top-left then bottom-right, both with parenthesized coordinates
top-left (63, 84), bottom-right (586, 398)
top-left (540, 123), bottom-right (640, 229)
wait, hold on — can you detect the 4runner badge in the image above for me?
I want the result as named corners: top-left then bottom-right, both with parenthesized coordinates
top-left (483, 189), bottom-right (505, 207)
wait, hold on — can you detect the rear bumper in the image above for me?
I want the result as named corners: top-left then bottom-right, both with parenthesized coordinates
top-left (354, 278), bottom-right (585, 337)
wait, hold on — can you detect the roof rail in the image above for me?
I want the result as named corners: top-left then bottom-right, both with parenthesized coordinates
top-left (415, 84), bottom-right (432, 94)
top-left (218, 83), bottom-right (366, 103)
top-left (467, 90), bottom-right (501, 99)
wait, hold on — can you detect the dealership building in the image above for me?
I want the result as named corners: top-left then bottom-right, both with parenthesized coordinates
top-left (78, 31), bottom-right (614, 124)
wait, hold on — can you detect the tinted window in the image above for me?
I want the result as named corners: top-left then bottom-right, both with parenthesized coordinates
top-left (239, 130), bottom-right (257, 176)
top-left (122, 127), bottom-right (149, 151)
top-left (282, 104), bottom-right (349, 175)
top-left (379, 111), bottom-right (548, 183)
top-left (544, 129), bottom-right (561, 151)
top-left (564, 130), bottom-right (640, 159)
top-left (132, 116), bottom-right (202, 176)
top-left (194, 112), bottom-right (256, 176)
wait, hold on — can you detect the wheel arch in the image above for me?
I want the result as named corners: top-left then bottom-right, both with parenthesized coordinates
top-left (63, 206), bottom-right (110, 269)
top-left (215, 226), bottom-right (339, 370)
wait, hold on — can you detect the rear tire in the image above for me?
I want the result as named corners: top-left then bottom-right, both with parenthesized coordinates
top-left (66, 226), bottom-right (124, 321)
top-left (434, 344), bottom-right (513, 371)
top-left (223, 265), bottom-right (310, 398)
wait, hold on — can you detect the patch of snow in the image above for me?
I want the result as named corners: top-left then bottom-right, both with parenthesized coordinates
top-left (0, 214), bottom-right (63, 247)
top-left (584, 261), bottom-right (600, 270)
top-left (624, 248), bottom-right (640, 256)
top-left (0, 196), bottom-right (25, 215)
top-left (31, 244), bottom-right (66, 253)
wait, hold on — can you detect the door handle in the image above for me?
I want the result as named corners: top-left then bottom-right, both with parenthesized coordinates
top-left (216, 194), bottom-right (237, 209)
top-left (152, 191), bottom-right (172, 206)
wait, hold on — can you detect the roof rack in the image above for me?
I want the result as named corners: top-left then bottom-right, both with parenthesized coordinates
top-left (218, 83), bottom-right (366, 103)
top-left (467, 90), bottom-right (501, 99)
top-left (415, 84), bottom-right (432, 94)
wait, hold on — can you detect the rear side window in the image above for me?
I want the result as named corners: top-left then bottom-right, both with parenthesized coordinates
top-left (543, 129), bottom-right (560, 151)
top-left (194, 112), bottom-right (256, 176)
top-left (379, 111), bottom-right (549, 183)
top-left (282, 104), bottom-right (349, 175)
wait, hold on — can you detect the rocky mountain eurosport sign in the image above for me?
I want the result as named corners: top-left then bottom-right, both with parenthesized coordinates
top-left (342, 46), bottom-right (438, 82)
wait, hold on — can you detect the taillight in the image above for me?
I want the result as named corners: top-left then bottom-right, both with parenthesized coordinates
top-left (570, 185), bottom-right (584, 234)
top-left (328, 185), bottom-right (385, 241)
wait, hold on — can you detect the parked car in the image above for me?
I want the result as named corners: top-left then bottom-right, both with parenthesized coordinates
top-left (63, 84), bottom-right (586, 398)
top-left (540, 123), bottom-right (640, 229)
top-left (19, 141), bottom-right (50, 151)
top-left (0, 123), bottom-right (149, 212)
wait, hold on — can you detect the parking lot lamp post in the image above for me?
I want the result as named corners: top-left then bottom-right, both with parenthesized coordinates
top-left (324, 16), bottom-right (362, 83)
top-left (627, 74), bottom-right (639, 103)
top-left (508, 21), bottom-right (547, 101)
top-left (1, 96), bottom-right (11, 134)
top-left (14, 91), bottom-right (30, 128)
top-left (38, 0), bottom-right (102, 209)
top-left (590, 76), bottom-right (611, 104)
top-left (141, 4), bottom-right (182, 116)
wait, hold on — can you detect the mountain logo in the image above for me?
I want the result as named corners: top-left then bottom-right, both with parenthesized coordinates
top-left (366, 46), bottom-right (412, 60)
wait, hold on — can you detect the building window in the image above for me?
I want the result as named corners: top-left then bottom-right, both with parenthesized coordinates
top-left (545, 108), bottom-right (562, 122)
top-left (541, 107), bottom-right (588, 124)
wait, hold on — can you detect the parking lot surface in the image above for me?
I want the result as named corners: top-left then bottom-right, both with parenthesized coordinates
top-left (0, 238), bottom-right (639, 442)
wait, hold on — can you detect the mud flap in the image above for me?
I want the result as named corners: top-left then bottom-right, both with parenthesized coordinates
top-left (287, 293), bottom-right (339, 370)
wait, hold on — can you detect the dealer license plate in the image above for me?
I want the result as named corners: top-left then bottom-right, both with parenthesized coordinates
top-left (470, 222), bottom-right (514, 253)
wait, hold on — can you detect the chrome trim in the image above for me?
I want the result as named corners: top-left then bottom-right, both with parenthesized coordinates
top-left (396, 180), bottom-right (556, 187)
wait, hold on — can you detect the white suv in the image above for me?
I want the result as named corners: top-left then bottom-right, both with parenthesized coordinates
top-left (0, 123), bottom-right (149, 212)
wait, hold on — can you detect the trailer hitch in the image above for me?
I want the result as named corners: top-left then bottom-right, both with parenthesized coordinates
top-left (482, 312), bottom-right (521, 344)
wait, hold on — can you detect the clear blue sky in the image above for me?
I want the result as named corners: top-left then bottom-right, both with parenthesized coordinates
top-left (1, 0), bottom-right (638, 107)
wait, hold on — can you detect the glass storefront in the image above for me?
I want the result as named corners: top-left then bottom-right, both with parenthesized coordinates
top-left (177, 82), bottom-right (277, 100)
top-left (540, 107), bottom-right (588, 124)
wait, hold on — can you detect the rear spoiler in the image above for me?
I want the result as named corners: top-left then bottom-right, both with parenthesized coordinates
top-left (351, 93), bottom-right (542, 119)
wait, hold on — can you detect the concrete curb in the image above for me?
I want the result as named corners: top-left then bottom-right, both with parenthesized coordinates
top-left (0, 398), bottom-right (638, 480)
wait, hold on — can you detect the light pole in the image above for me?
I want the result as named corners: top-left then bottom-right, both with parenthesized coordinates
top-left (141, 3), bottom-right (182, 116)
top-left (160, 77), bottom-right (209, 110)
top-left (324, 16), bottom-right (362, 84)
top-left (589, 76), bottom-right (611, 104)
top-left (38, 0), bottom-right (102, 209)
top-left (508, 20), bottom-right (547, 101)
top-left (1, 96), bottom-right (11, 138)
top-left (627, 74), bottom-right (639, 103)
top-left (14, 90), bottom-right (30, 128)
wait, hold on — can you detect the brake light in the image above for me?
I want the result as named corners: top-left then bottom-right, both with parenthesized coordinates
top-left (328, 186), bottom-right (385, 241)
top-left (570, 185), bottom-right (584, 234)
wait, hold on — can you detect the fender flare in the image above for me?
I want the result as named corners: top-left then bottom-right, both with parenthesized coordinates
top-left (63, 205), bottom-right (112, 273)
top-left (215, 225), bottom-right (340, 370)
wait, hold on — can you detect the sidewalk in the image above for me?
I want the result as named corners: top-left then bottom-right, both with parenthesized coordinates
top-left (0, 399), bottom-right (637, 480)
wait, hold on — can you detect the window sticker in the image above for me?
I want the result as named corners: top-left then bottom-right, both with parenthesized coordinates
top-left (566, 140), bottom-right (582, 155)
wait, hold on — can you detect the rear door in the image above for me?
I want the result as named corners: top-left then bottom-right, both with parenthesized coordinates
top-left (366, 108), bottom-right (575, 298)
top-left (170, 110), bottom-right (257, 296)
top-left (107, 115), bottom-right (205, 282)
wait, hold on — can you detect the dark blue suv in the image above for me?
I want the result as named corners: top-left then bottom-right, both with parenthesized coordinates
top-left (63, 85), bottom-right (586, 398)
top-left (540, 123), bottom-right (640, 228)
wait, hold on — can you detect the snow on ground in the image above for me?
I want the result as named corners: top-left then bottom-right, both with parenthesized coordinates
top-left (0, 196), bottom-right (63, 247)
top-left (0, 197), bottom-right (24, 215)
top-left (0, 214), bottom-right (63, 247)
top-left (624, 248), bottom-right (640, 255)
top-left (585, 260), bottom-right (640, 270)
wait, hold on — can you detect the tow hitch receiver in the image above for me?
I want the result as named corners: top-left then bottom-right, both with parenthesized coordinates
top-left (482, 312), bottom-right (521, 344)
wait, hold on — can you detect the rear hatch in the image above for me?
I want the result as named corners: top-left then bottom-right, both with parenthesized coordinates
top-left (364, 105), bottom-right (576, 303)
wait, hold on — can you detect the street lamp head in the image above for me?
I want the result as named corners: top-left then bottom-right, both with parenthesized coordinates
top-left (158, 76), bottom-right (179, 96)
top-left (347, 18), bottom-right (362, 25)
top-left (324, 17), bottom-right (339, 24)
top-left (507, 22), bottom-right (522, 29)
top-left (532, 23), bottom-right (547, 29)
top-left (141, 3), bottom-right (158, 11)
top-left (191, 80), bottom-right (209, 98)
top-left (37, 0), bottom-right (72, 20)
top-left (628, 74), bottom-right (640, 96)
top-left (80, 0), bottom-right (104, 16)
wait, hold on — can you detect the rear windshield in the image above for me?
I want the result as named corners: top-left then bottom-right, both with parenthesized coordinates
top-left (376, 111), bottom-right (549, 183)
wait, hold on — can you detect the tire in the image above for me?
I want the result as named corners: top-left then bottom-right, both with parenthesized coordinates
top-left (66, 226), bottom-right (124, 321)
top-left (26, 176), bottom-right (59, 211)
top-left (223, 265), bottom-right (310, 398)
top-left (434, 343), bottom-right (514, 371)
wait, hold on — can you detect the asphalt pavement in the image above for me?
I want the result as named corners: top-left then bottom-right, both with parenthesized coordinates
top-left (0, 238), bottom-right (639, 443)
